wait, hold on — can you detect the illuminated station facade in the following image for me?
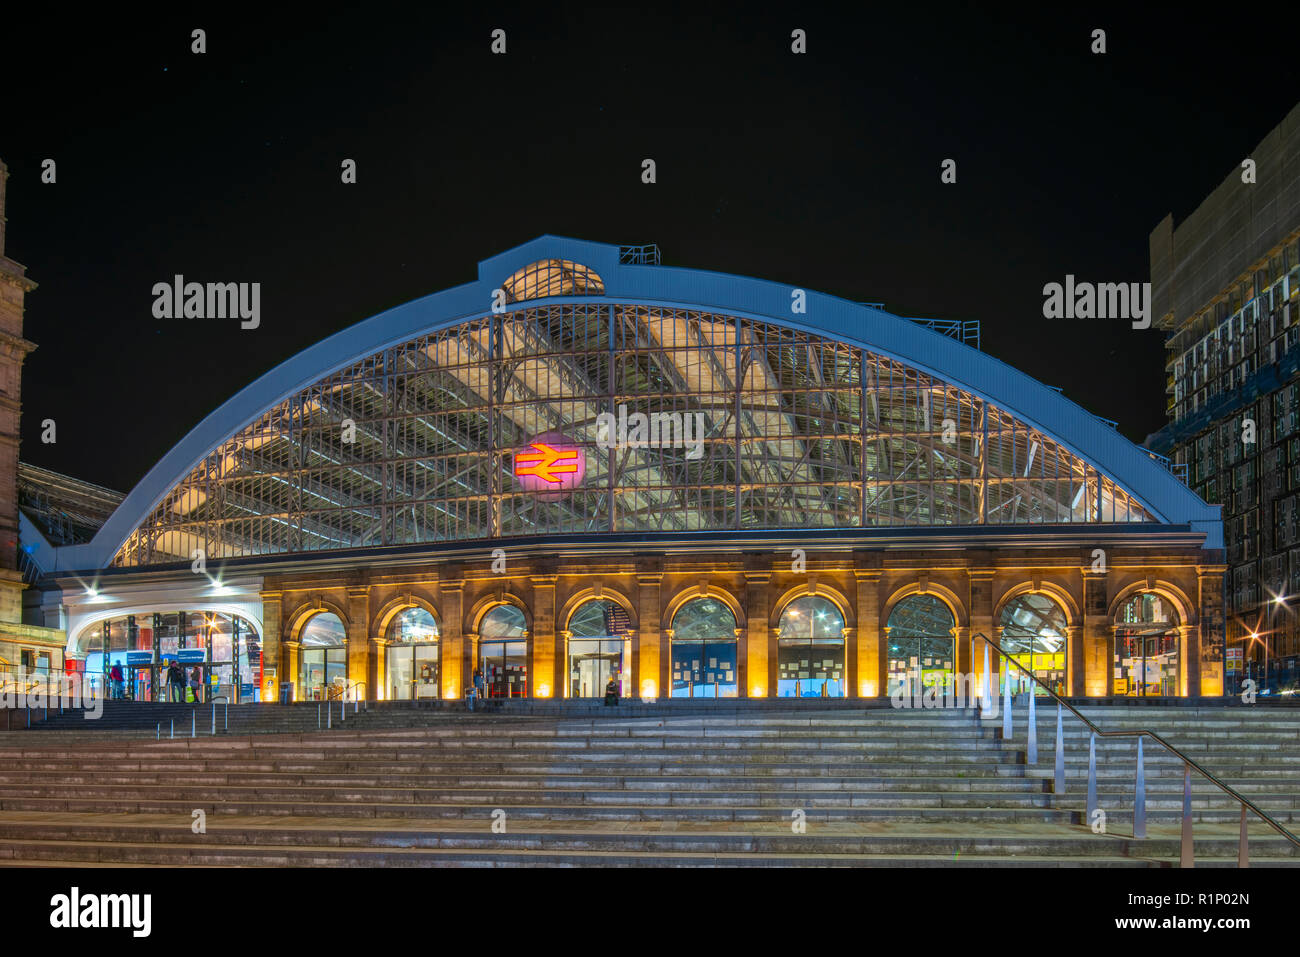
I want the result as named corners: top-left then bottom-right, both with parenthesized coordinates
top-left (25, 238), bottom-right (1227, 703)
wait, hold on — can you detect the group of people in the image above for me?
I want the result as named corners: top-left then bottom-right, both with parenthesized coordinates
top-left (104, 660), bottom-right (204, 702)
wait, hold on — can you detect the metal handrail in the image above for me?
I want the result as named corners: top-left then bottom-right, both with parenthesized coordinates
top-left (973, 631), bottom-right (1300, 849)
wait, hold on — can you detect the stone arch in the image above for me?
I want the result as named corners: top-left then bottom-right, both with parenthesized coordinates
top-left (881, 580), bottom-right (968, 630)
top-left (661, 584), bottom-right (745, 632)
top-left (465, 591), bottom-right (533, 636)
top-left (1107, 579), bottom-right (1196, 626)
top-left (558, 586), bottom-right (638, 634)
top-left (993, 580), bottom-right (1082, 628)
top-left (769, 581), bottom-right (855, 630)
top-left (286, 597), bottom-right (351, 643)
top-left (371, 593), bottom-right (442, 638)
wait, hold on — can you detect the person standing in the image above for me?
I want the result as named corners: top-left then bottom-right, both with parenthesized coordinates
top-left (168, 660), bottom-right (183, 703)
top-left (604, 675), bottom-right (620, 707)
top-left (473, 667), bottom-right (485, 701)
top-left (189, 667), bottom-right (203, 705)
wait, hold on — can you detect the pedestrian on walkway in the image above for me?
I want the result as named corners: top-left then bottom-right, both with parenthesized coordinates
top-left (189, 667), bottom-right (203, 705)
top-left (604, 675), bottom-right (620, 706)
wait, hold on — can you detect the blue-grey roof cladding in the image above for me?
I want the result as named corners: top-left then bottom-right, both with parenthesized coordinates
top-left (49, 235), bottom-right (1222, 571)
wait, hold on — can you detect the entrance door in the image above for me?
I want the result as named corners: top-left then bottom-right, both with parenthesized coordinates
top-left (1114, 632), bottom-right (1179, 696)
top-left (390, 644), bottom-right (439, 700)
top-left (569, 639), bottom-right (623, 698)
top-left (481, 640), bottom-right (527, 698)
top-left (670, 641), bottom-right (737, 697)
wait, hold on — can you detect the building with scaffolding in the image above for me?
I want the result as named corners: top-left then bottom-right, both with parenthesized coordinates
top-left (21, 236), bottom-right (1225, 703)
top-left (1146, 101), bottom-right (1300, 695)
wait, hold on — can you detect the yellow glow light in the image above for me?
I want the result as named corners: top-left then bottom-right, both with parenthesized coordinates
top-left (536, 684), bottom-right (551, 698)
top-left (750, 685), bottom-right (765, 697)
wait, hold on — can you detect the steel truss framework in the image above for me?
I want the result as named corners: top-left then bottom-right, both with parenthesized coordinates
top-left (113, 304), bottom-right (1153, 567)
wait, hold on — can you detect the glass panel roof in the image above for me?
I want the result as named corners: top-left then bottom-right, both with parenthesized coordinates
top-left (113, 304), bottom-right (1155, 567)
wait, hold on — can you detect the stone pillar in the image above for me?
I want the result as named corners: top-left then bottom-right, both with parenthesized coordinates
top-left (1178, 624), bottom-right (1195, 697)
top-left (559, 630), bottom-right (572, 698)
top-left (282, 640), bottom-right (300, 702)
top-left (1197, 567), bottom-right (1226, 696)
top-left (260, 589), bottom-right (282, 703)
top-left (371, 638), bottom-right (389, 701)
top-left (530, 575), bottom-right (557, 698)
top-left (1066, 625), bottom-right (1083, 697)
top-left (1081, 572), bottom-right (1110, 696)
top-left (853, 568), bottom-right (882, 696)
top-left (346, 585), bottom-right (370, 699)
top-left (951, 627), bottom-right (970, 703)
top-left (743, 571), bottom-right (771, 697)
top-left (840, 627), bottom-right (855, 699)
top-left (636, 570), bottom-right (663, 699)
top-left (440, 576), bottom-right (464, 699)
top-left (969, 569), bottom-right (996, 689)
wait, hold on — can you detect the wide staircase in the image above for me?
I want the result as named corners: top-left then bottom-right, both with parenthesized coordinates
top-left (0, 705), bottom-right (1296, 866)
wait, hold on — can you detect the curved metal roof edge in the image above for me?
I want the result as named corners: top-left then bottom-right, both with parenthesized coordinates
top-left (55, 235), bottom-right (1221, 570)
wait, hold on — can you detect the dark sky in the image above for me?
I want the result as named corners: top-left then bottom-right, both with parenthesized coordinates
top-left (2, 5), bottom-right (1296, 494)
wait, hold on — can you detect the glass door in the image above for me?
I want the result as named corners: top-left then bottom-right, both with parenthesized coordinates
top-left (569, 639), bottom-right (623, 698)
top-left (670, 641), bottom-right (737, 697)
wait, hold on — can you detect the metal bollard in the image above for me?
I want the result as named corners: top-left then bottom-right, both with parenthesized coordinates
top-left (1086, 733), bottom-right (1098, 824)
top-left (1238, 805), bottom-right (1249, 868)
top-left (1053, 704), bottom-right (1065, 794)
top-left (1002, 673), bottom-right (1012, 739)
top-left (1026, 689), bottom-right (1037, 765)
top-left (1133, 737), bottom-right (1146, 839)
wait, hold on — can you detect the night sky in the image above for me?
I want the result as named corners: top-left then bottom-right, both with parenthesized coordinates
top-left (3, 6), bottom-right (1297, 495)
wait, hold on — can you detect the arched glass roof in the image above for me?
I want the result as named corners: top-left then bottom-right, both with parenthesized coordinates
top-left (110, 302), bottom-right (1162, 567)
top-left (36, 237), bottom-right (1216, 572)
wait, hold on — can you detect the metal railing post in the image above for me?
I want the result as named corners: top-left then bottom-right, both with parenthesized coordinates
top-left (170, 719), bottom-right (174, 739)
top-left (327, 701), bottom-right (332, 729)
top-left (1053, 704), bottom-right (1065, 794)
top-left (1180, 764), bottom-right (1195, 868)
top-left (317, 703), bottom-right (321, 729)
top-left (1133, 736), bottom-right (1146, 839)
top-left (1239, 805), bottom-right (1249, 868)
top-left (1002, 672), bottom-right (1012, 739)
top-left (212, 703), bottom-right (216, 736)
top-left (1086, 733), bottom-right (1098, 825)
top-left (156, 723), bottom-right (160, 740)
top-left (1026, 689), bottom-right (1037, 765)
top-left (191, 710), bottom-right (195, 738)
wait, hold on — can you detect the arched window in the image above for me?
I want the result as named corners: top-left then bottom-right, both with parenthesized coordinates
top-left (567, 599), bottom-right (631, 698)
top-left (478, 604), bottom-right (528, 698)
top-left (300, 612), bottom-right (346, 701)
top-left (1114, 593), bottom-right (1180, 697)
top-left (999, 594), bottom-right (1069, 695)
top-left (385, 607), bottom-right (440, 701)
top-left (669, 597), bottom-right (738, 698)
top-left (885, 595), bottom-right (955, 696)
top-left (776, 595), bottom-right (846, 698)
